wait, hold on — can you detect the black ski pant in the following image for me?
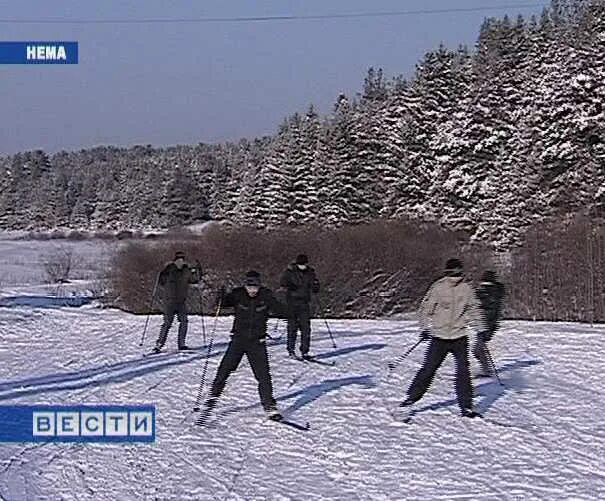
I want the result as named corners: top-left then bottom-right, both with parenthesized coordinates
top-left (286, 302), bottom-right (311, 355)
top-left (473, 325), bottom-right (497, 375)
top-left (209, 339), bottom-right (276, 411)
top-left (406, 336), bottom-right (473, 412)
top-left (472, 336), bottom-right (491, 375)
top-left (155, 301), bottom-right (188, 349)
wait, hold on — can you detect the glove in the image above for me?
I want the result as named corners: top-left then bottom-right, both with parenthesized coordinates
top-left (420, 329), bottom-right (431, 341)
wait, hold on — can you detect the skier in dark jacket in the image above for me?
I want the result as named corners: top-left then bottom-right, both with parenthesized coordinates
top-left (473, 270), bottom-right (505, 376)
top-left (202, 270), bottom-right (287, 421)
top-left (280, 254), bottom-right (320, 359)
top-left (153, 251), bottom-right (201, 353)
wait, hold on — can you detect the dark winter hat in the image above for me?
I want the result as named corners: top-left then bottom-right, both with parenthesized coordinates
top-left (244, 270), bottom-right (262, 286)
top-left (295, 254), bottom-right (309, 265)
top-left (482, 270), bottom-right (497, 283)
top-left (445, 258), bottom-right (464, 276)
top-left (174, 251), bottom-right (186, 260)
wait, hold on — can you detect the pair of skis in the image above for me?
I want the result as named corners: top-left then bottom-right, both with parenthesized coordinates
top-left (194, 407), bottom-right (310, 431)
top-left (291, 355), bottom-right (336, 367)
top-left (142, 347), bottom-right (201, 358)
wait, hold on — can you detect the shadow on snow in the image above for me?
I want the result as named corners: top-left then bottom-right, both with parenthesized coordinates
top-left (0, 343), bottom-right (231, 401)
top-left (410, 359), bottom-right (542, 416)
top-left (219, 375), bottom-right (376, 417)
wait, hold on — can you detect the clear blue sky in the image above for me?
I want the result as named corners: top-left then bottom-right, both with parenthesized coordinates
top-left (0, 1), bottom-right (548, 155)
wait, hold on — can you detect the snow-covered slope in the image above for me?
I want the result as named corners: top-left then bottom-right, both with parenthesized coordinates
top-left (0, 302), bottom-right (603, 500)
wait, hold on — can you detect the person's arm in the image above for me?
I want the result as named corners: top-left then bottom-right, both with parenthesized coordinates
top-left (418, 283), bottom-right (438, 331)
top-left (188, 261), bottom-right (202, 284)
top-left (266, 290), bottom-right (288, 318)
top-left (280, 269), bottom-right (297, 291)
top-left (158, 265), bottom-right (170, 286)
top-left (466, 285), bottom-right (483, 332)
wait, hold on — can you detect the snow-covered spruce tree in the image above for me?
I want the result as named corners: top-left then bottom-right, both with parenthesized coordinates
top-left (390, 45), bottom-right (468, 223)
top-left (351, 68), bottom-right (398, 220)
top-left (379, 76), bottom-right (423, 220)
top-left (287, 106), bottom-right (321, 226)
top-left (317, 94), bottom-right (361, 226)
top-left (208, 146), bottom-right (233, 221)
top-left (423, 45), bottom-right (478, 232)
top-left (313, 116), bottom-right (340, 227)
top-left (248, 117), bottom-right (296, 228)
top-left (567, 0), bottom-right (605, 215)
top-left (469, 14), bottom-right (541, 247)
top-left (89, 153), bottom-right (127, 230)
top-left (0, 155), bottom-right (19, 229)
top-left (161, 163), bottom-right (198, 228)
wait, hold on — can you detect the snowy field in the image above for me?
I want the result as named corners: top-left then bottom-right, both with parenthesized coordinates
top-left (0, 236), bottom-right (115, 291)
top-left (1, 301), bottom-right (604, 500)
top-left (0, 239), bottom-right (604, 500)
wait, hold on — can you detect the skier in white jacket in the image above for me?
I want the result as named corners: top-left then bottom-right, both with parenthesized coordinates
top-left (399, 258), bottom-right (482, 419)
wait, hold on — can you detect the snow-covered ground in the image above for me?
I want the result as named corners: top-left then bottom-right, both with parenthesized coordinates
top-left (0, 239), bottom-right (603, 499)
top-left (1, 297), bottom-right (604, 500)
top-left (0, 237), bottom-right (115, 290)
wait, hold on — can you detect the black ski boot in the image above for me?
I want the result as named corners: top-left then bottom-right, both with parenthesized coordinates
top-left (265, 406), bottom-right (283, 422)
top-left (462, 408), bottom-right (482, 419)
top-left (196, 398), bottom-right (217, 426)
top-left (394, 398), bottom-right (416, 422)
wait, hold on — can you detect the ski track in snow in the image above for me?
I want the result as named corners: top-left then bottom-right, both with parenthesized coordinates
top-left (0, 306), bottom-right (604, 500)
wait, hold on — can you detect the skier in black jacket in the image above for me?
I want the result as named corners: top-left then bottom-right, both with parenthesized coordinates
top-left (153, 251), bottom-right (201, 353)
top-left (473, 270), bottom-right (505, 376)
top-left (280, 254), bottom-right (320, 359)
top-left (203, 270), bottom-right (287, 421)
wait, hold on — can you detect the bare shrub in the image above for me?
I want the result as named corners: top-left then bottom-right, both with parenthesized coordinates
top-left (93, 231), bottom-right (116, 240)
top-left (49, 230), bottom-right (66, 240)
top-left (66, 230), bottom-right (89, 241)
top-left (507, 214), bottom-right (605, 323)
top-left (110, 220), bottom-right (487, 317)
top-left (43, 246), bottom-right (78, 284)
top-left (116, 230), bottom-right (134, 240)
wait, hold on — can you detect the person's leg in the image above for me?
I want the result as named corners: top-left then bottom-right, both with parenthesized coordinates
top-left (208, 341), bottom-right (245, 400)
top-left (286, 304), bottom-right (300, 355)
top-left (406, 338), bottom-right (449, 403)
top-left (176, 302), bottom-right (189, 348)
top-left (298, 304), bottom-right (312, 356)
top-left (452, 337), bottom-right (473, 413)
top-left (246, 341), bottom-right (277, 411)
top-left (155, 303), bottom-right (176, 350)
top-left (472, 335), bottom-right (491, 375)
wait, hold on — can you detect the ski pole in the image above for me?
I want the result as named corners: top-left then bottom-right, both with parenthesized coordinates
top-left (315, 297), bottom-right (337, 348)
top-left (139, 273), bottom-right (160, 347)
top-left (485, 344), bottom-right (504, 386)
top-left (323, 318), bottom-right (337, 349)
top-left (200, 295), bottom-right (207, 346)
top-left (193, 298), bottom-right (222, 412)
top-left (195, 259), bottom-right (206, 346)
top-left (387, 338), bottom-right (424, 378)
